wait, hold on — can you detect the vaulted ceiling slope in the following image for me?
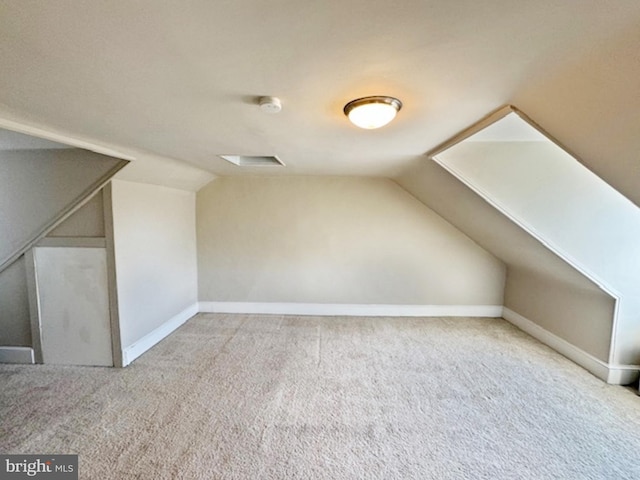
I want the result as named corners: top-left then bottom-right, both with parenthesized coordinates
top-left (0, 1), bottom-right (639, 205)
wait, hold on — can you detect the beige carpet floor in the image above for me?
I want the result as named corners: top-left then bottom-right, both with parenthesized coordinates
top-left (1, 314), bottom-right (640, 479)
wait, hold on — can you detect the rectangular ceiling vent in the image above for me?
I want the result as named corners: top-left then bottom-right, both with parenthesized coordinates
top-left (219, 155), bottom-right (285, 167)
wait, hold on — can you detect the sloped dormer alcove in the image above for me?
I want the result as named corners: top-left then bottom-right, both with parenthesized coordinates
top-left (400, 106), bottom-right (640, 384)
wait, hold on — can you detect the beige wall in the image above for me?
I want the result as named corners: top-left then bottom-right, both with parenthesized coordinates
top-left (197, 176), bottom-right (505, 305)
top-left (505, 266), bottom-right (614, 362)
top-left (48, 190), bottom-right (105, 237)
top-left (111, 180), bottom-right (198, 348)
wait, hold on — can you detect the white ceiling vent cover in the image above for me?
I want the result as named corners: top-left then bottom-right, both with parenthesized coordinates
top-left (219, 155), bottom-right (285, 167)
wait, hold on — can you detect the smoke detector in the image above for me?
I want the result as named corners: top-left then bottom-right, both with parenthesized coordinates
top-left (259, 96), bottom-right (282, 113)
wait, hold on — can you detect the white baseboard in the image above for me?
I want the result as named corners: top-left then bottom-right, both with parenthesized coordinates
top-left (198, 302), bottom-right (503, 317)
top-left (0, 347), bottom-right (35, 364)
top-left (122, 303), bottom-right (198, 366)
top-left (502, 307), bottom-right (639, 385)
top-left (606, 367), bottom-right (640, 386)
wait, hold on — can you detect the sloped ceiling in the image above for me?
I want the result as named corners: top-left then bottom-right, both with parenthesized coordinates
top-left (396, 159), bottom-right (607, 294)
top-left (0, 1), bottom-right (638, 203)
top-left (0, 149), bottom-right (127, 270)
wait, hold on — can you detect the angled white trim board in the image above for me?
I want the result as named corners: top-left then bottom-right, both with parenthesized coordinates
top-left (501, 307), bottom-right (639, 385)
top-left (0, 117), bottom-right (134, 161)
top-left (0, 347), bottom-right (35, 364)
top-left (430, 155), bottom-right (620, 302)
top-left (122, 303), bottom-right (198, 366)
top-left (198, 302), bottom-right (503, 317)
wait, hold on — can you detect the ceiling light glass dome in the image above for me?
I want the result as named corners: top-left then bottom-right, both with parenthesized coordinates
top-left (343, 96), bottom-right (402, 129)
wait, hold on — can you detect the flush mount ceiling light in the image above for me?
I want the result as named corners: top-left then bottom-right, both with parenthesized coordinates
top-left (343, 96), bottom-right (402, 129)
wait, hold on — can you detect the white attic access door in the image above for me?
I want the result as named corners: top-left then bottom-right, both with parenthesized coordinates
top-left (32, 245), bottom-right (113, 366)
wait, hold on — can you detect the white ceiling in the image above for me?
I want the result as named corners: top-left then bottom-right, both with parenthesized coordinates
top-left (0, 1), bottom-right (639, 182)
